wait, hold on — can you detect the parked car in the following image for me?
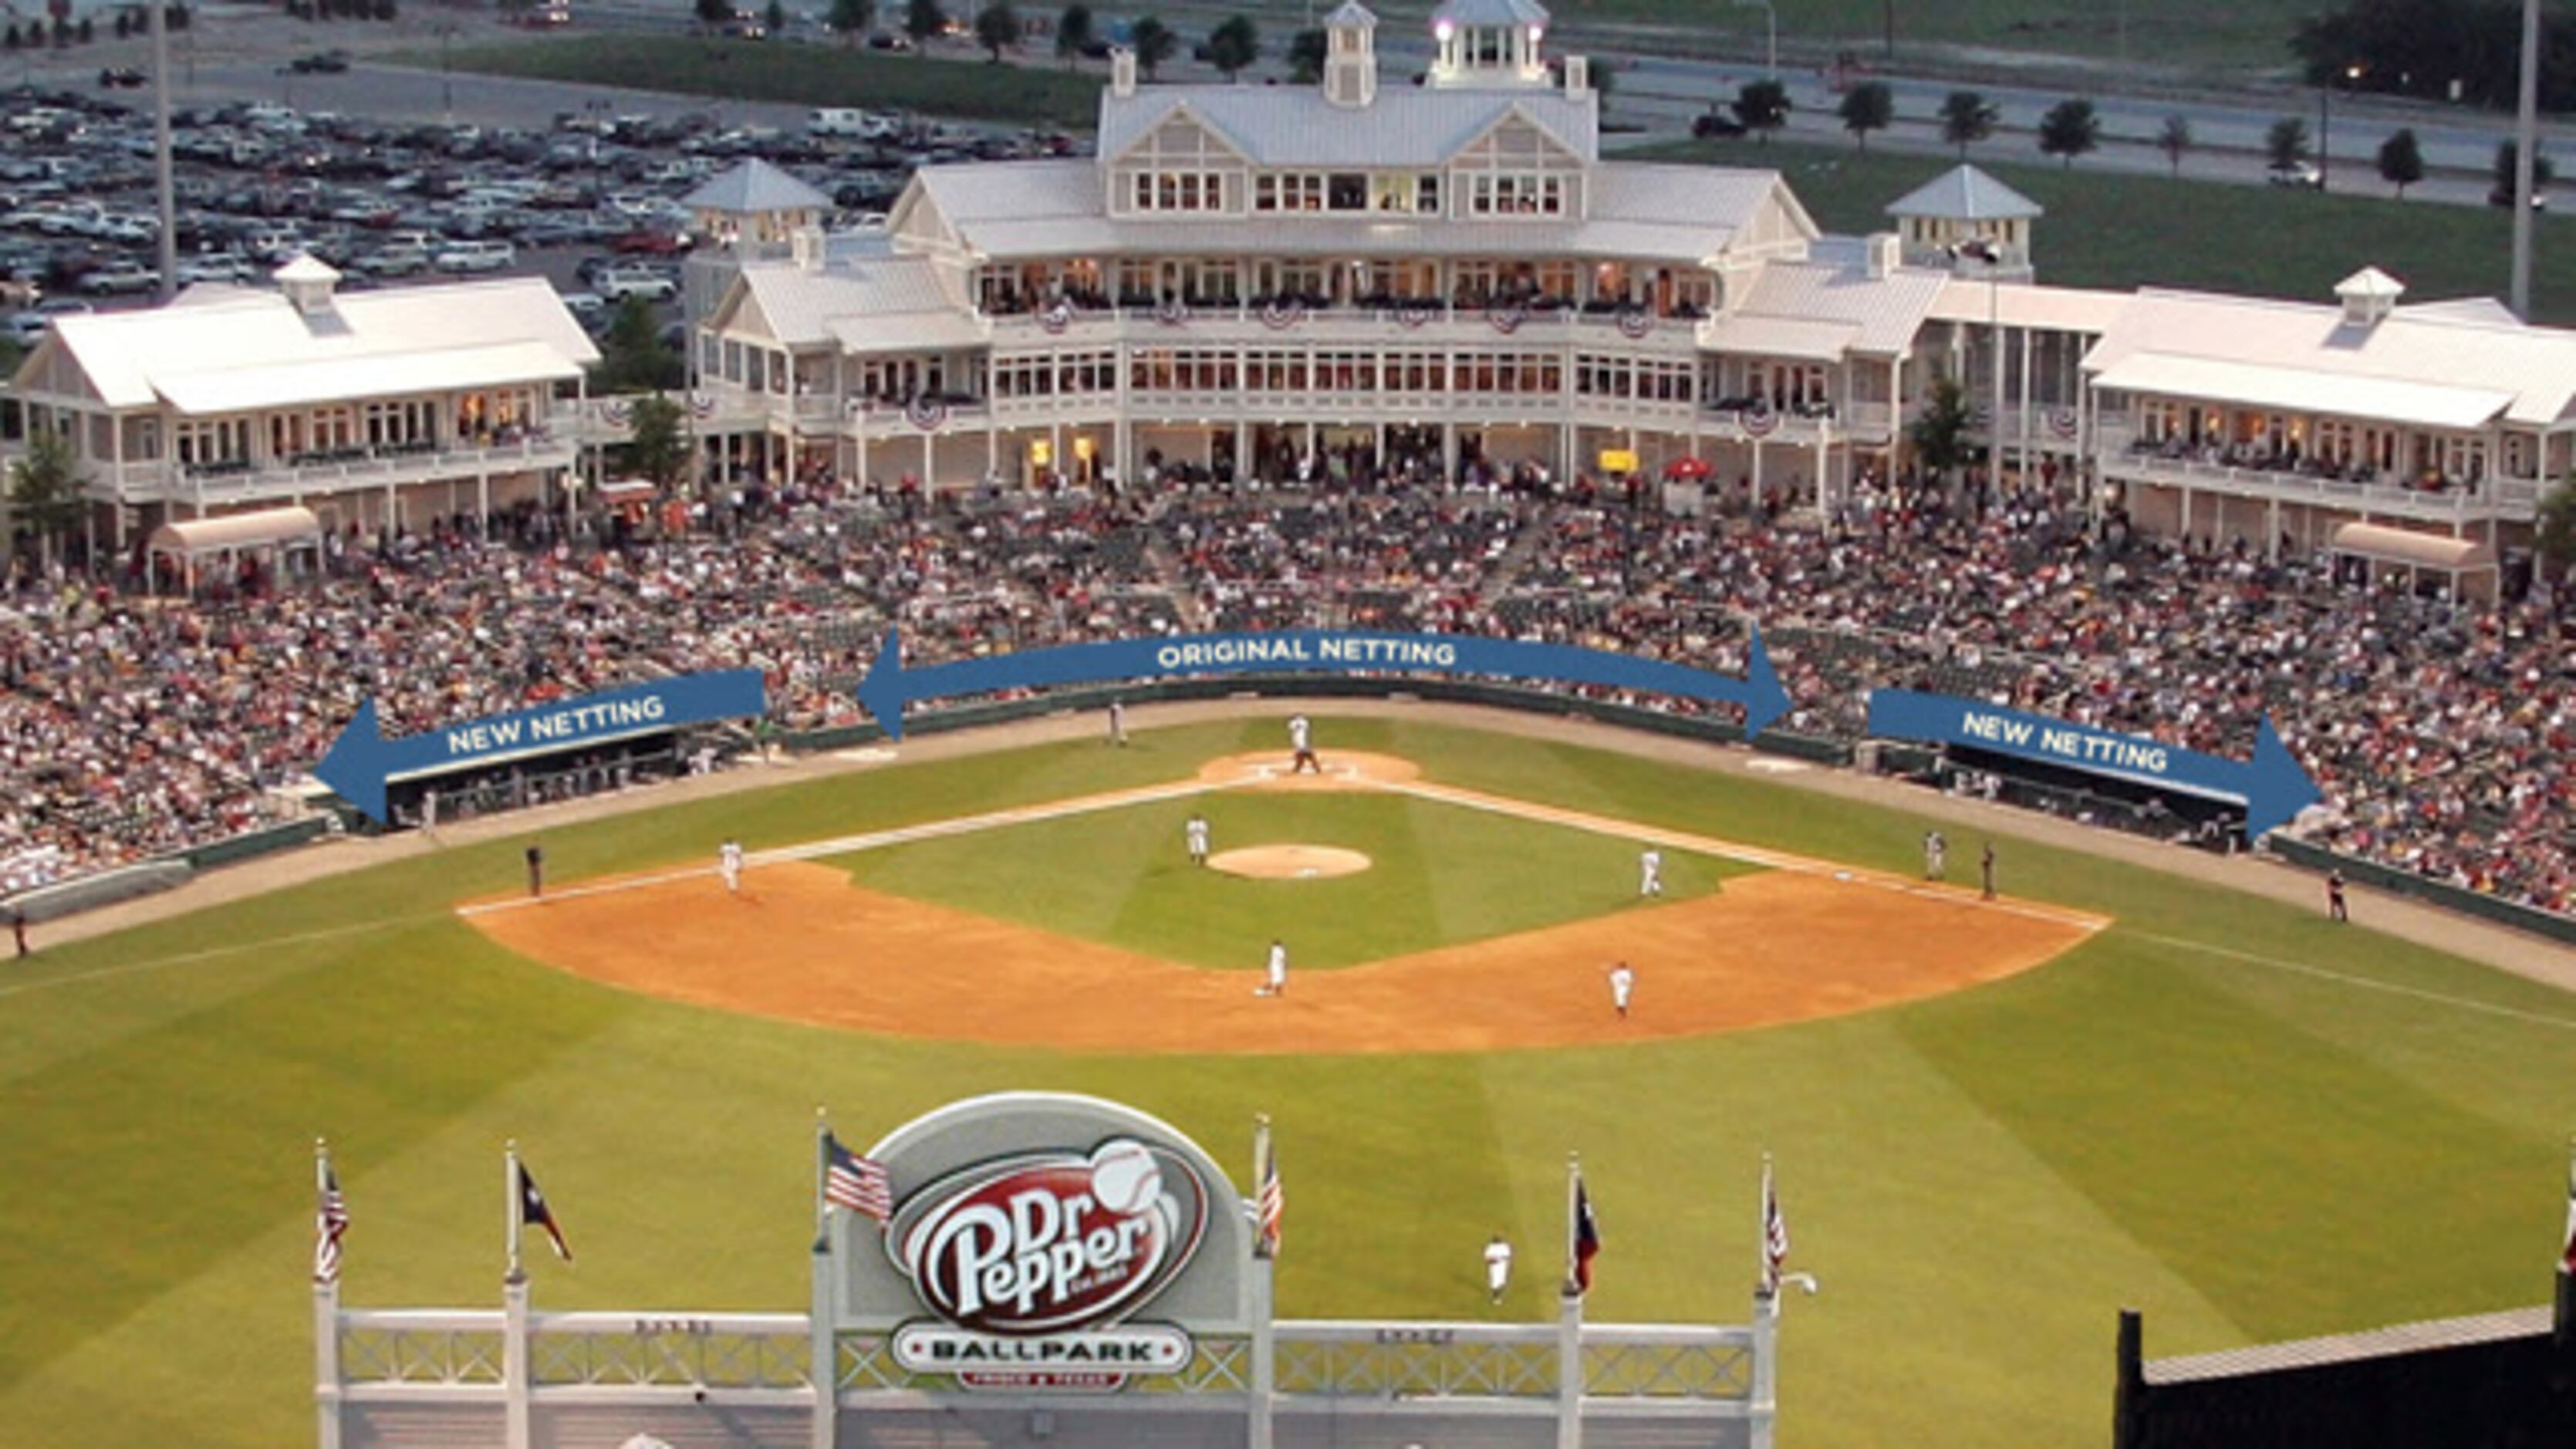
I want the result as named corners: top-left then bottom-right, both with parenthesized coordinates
top-left (79, 260), bottom-right (159, 296)
top-left (1690, 106), bottom-right (1747, 140)
top-left (596, 266), bottom-right (677, 302)
top-left (285, 51), bottom-right (352, 75)
top-left (555, 289), bottom-right (608, 323)
top-left (98, 68), bottom-right (148, 91)
top-left (609, 229), bottom-right (691, 257)
top-left (432, 238), bottom-right (515, 272)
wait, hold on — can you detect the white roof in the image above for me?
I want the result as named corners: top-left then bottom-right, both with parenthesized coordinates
top-left (2329, 522), bottom-right (2497, 572)
top-left (2082, 287), bottom-right (2576, 427)
top-left (829, 312), bottom-right (991, 353)
top-left (273, 253), bottom-right (340, 285)
top-left (685, 158), bottom-right (829, 215)
top-left (908, 159), bottom-right (1793, 266)
top-left (1695, 314), bottom-right (1858, 361)
top-left (156, 340), bottom-right (584, 414)
top-left (39, 277), bottom-right (598, 412)
top-left (1325, 0), bottom-right (1378, 28)
top-left (2335, 265), bottom-right (2405, 301)
top-left (1885, 164), bottom-right (2042, 222)
top-left (1099, 86), bottom-right (1597, 170)
top-left (2092, 352), bottom-right (2513, 430)
top-left (1730, 257), bottom-right (1949, 356)
top-left (1927, 278), bottom-right (2128, 333)
top-left (145, 505), bottom-right (323, 557)
top-left (1433, 0), bottom-right (1551, 27)
top-left (726, 255), bottom-right (958, 347)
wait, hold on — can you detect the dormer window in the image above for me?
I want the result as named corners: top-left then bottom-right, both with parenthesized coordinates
top-left (1133, 171), bottom-right (1225, 212)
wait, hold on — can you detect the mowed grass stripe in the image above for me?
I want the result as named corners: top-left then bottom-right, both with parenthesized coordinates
top-left (1897, 932), bottom-right (2559, 1343)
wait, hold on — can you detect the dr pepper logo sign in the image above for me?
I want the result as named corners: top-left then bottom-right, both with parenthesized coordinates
top-left (889, 1138), bottom-right (1209, 1339)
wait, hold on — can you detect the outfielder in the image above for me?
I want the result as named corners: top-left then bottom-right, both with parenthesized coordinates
top-left (1638, 846), bottom-right (1663, 897)
top-left (1186, 812), bottom-right (1210, 866)
top-left (1923, 830), bottom-right (1946, 881)
top-left (1107, 697), bottom-right (1128, 748)
top-left (718, 838), bottom-right (744, 894)
top-left (1608, 961), bottom-right (1635, 1020)
top-left (1260, 938), bottom-right (1289, 996)
top-left (1288, 714), bottom-right (1320, 775)
top-left (1484, 1233), bottom-right (1513, 1305)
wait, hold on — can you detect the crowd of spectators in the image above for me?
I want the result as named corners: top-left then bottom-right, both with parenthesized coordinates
top-left (1, 468), bottom-right (2565, 919)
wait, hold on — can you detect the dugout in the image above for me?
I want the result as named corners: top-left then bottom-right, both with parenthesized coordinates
top-left (1916, 741), bottom-right (2243, 853)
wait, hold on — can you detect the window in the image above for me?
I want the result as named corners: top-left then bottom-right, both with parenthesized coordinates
top-left (1254, 173), bottom-right (1325, 213)
top-left (1328, 174), bottom-right (1368, 211)
top-left (1134, 171), bottom-right (1224, 212)
top-left (1465, 172), bottom-right (1565, 217)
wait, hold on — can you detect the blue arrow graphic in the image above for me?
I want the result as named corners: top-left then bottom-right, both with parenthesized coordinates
top-left (1865, 688), bottom-right (2322, 839)
top-left (315, 669), bottom-right (768, 826)
top-left (859, 628), bottom-right (1791, 742)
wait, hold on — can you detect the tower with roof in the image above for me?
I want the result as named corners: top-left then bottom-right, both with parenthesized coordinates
top-left (1885, 164), bottom-right (2041, 279)
top-left (1322, 0), bottom-right (1379, 109)
top-left (1427, 0), bottom-right (1555, 89)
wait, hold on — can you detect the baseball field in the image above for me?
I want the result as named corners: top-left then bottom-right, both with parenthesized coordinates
top-left (2, 710), bottom-right (2571, 1446)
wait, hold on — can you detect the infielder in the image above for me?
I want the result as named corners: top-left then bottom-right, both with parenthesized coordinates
top-left (1980, 841), bottom-right (1997, 900)
top-left (1608, 961), bottom-right (1635, 1020)
top-left (719, 838), bottom-right (744, 894)
top-left (1288, 714), bottom-right (1320, 775)
top-left (1484, 1233), bottom-right (1513, 1304)
top-left (1260, 938), bottom-right (1288, 996)
top-left (1923, 830), bottom-right (1946, 881)
top-left (1638, 846), bottom-right (1663, 897)
top-left (1186, 812), bottom-right (1210, 866)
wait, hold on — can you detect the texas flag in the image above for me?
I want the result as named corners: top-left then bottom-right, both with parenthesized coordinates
top-left (1572, 1180), bottom-right (1602, 1292)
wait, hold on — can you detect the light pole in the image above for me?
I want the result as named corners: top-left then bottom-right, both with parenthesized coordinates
top-left (1731, 0), bottom-right (1775, 79)
top-left (2318, 62), bottom-right (2360, 192)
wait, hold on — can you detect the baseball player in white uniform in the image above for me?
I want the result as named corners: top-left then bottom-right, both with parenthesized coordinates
top-left (1186, 812), bottom-right (1210, 866)
top-left (1484, 1234), bottom-right (1513, 1304)
top-left (1638, 847), bottom-right (1663, 897)
top-left (1288, 714), bottom-right (1319, 774)
top-left (1107, 697), bottom-right (1128, 748)
top-left (1923, 830), bottom-right (1947, 881)
top-left (719, 838), bottom-right (744, 894)
top-left (1261, 939), bottom-right (1288, 996)
top-left (1608, 961), bottom-right (1635, 1020)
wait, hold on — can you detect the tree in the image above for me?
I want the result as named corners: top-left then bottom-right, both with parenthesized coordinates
top-left (2156, 113), bottom-right (2191, 177)
top-left (2494, 139), bottom-right (2555, 197)
top-left (6, 431), bottom-right (86, 566)
top-left (694, 0), bottom-right (730, 28)
top-left (1730, 77), bottom-right (1791, 144)
top-left (829, 0), bottom-right (874, 42)
top-left (1938, 90), bottom-right (1997, 157)
top-left (972, 0), bottom-right (1017, 59)
top-left (1836, 79), bottom-right (1892, 151)
top-left (624, 394), bottom-right (689, 493)
top-left (1055, 2), bottom-right (1092, 66)
top-left (596, 296), bottom-right (684, 393)
top-left (1205, 13), bottom-right (1257, 79)
top-left (2265, 116), bottom-right (2311, 171)
top-left (2035, 97), bottom-right (2098, 168)
top-left (1908, 373), bottom-right (1976, 485)
top-left (903, 0), bottom-right (944, 48)
top-left (1285, 24), bottom-right (1325, 83)
top-left (2537, 478), bottom-right (2576, 587)
top-left (766, 0), bottom-right (786, 38)
top-left (1129, 14), bottom-right (1176, 78)
top-left (2377, 127), bottom-right (2425, 198)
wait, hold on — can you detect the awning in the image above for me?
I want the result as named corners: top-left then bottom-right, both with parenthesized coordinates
top-left (145, 505), bottom-right (323, 559)
top-left (2329, 522), bottom-right (2497, 573)
top-left (598, 478), bottom-right (657, 499)
top-left (154, 341), bottom-right (583, 414)
top-left (1693, 314), bottom-right (1861, 362)
top-left (2091, 353), bottom-right (2513, 431)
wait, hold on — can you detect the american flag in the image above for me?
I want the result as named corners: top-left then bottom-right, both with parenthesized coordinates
top-left (1255, 1136), bottom-right (1282, 1259)
top-left (1761, 1158), bottom-right (1791, 1295)
top-left (825, 1133), bottom-right (893, 1222)
top-left (313, 1157), bottom-right (349, 1285)
top-left (1572, 1180), bottom-right (1602, 1292)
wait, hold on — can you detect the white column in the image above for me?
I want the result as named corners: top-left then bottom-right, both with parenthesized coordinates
top-left (920, 431), bottom-right (933, 490)
top-left (1555, 1288), bottom-right (1585, 1449)
top-left (809, 1238), bottom-right (836, 1449)
top-left (503, 1274), bottom-right (532, 1449)
top-left (1248, 1251), bottom-right (1276, 1449)
top-left (313, 1278), bottom-right (343, 1449)
top-left (985, 417), bottom-right (999, 484)
top-left (1749, 1289), bottom-right (1780, 1449)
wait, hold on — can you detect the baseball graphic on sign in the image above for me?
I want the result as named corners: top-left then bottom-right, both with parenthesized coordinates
top-left (1089, 1140), bottom-right (1162, 1215)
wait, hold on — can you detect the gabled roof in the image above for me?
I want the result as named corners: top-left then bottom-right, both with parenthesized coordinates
top-left (1433, 0), bottom-right (1551, 26)
top-left (1099, 83), bottom-right (1596, 170)
top-left (2081, 285), bottom-right (2576, 427)
top-left (1884, 164), bottom-right (2042, 222)
top-left (684, 158), bottom-right (829, 215)
top-left (1325, 0), bottom-right (1378, 29)
top-left (1730, 254), bottom-right (1950, 356)
top-left (717, 255), bottom-right (961, 348)
top-left (33, 276), bottom-right (599, 412)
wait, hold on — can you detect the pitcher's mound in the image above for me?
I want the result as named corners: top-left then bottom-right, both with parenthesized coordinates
top-left (1209, 845), bottom-right (1372, 880)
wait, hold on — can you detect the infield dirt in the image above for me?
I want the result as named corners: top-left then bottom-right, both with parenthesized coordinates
top-left (465, 753), bottom-right (2104, 1054)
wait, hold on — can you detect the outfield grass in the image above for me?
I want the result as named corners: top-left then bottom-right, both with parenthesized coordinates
top-left (410, 35), bottom-right (1102, 131)
top-left (1630, 133), bottom-right (2576, 323)
top-left (838, 790), bottom-right (1747, 969)
top-left (4, 714), bottom-right (2573, 1446)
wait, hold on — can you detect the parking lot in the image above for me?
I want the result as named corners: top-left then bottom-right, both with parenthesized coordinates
top-left (0, 54), bottom-right (1086, 352)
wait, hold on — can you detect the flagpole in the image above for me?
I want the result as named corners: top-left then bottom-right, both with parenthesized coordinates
top-left (1564, 1151), bottom-right (1581, 1296)
top-left (1251, 1114), bottom-right (1273, 1259)
top-left (313, 1136), bottom-right (343, 1449)
top-left (815, 1107), bottom-right (832, 1247)
top-left (1758, 1153), bottom-right (1775, 1299)
top-left (505, 1140), bottom-right (523, 1283)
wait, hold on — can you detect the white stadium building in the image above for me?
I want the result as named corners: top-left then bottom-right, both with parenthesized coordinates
top-left (7, 0), bottom-right (2573, 594)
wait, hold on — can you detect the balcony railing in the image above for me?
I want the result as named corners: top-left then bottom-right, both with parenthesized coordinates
top-left (171, 431), bottom-right (577, 503)
top-left (984, 299), bottom-right (1707, 349)
top-left (2097, 424), bottom-right (2537, 519)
